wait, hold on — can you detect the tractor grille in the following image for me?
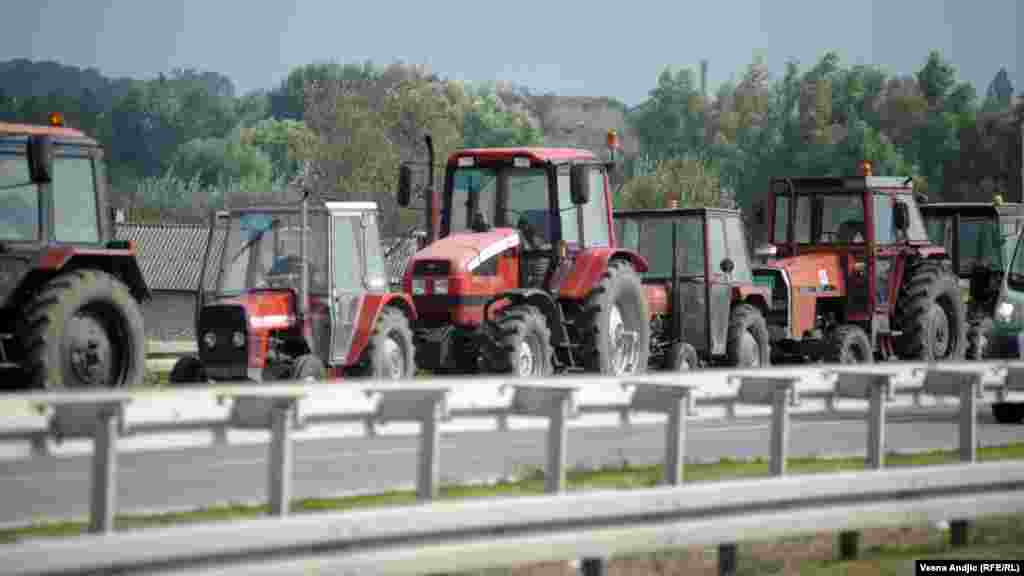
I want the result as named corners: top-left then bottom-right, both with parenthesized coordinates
top-left (198, 304), bottom-right (248, 380)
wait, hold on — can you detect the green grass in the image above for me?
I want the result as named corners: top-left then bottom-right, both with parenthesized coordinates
top-left (4, 442), bottom-right (1024, 545)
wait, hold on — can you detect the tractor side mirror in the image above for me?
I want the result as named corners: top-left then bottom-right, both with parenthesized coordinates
top-left (397, 165), bottom-right (413, 208)
top-left (720, 258), bottom-right (735, 274)
top-left (570, 165), bottom-right (591, 205)
top-left (893, 202), bottom-right (910, 231)
top-left (27, 135), bottom-right (54, 183)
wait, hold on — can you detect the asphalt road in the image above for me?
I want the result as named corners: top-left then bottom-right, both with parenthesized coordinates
top-left (2, 414), bottom-right (1024, 527)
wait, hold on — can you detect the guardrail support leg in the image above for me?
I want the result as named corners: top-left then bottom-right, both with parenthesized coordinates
top-left (268, 402), bottom-right (294, 517)
top-left (90, 407), bottom-right (119, 534)
top-left (951, 376), bottom-right (979, 548)
top-left (839, 530), bottom-right (860, 560)
top-left (770, 388), bottom-right (790, 477)
top-left (868, 380), bottom-right (887, 470)
top-left (718, 543), bottom-right (738, 576)
top-left (546, 393), bottom-right (569, 494)
top-left (665, 394), bottom-right (687, 486)
top-left (418, 403), bottom-right (442, 501)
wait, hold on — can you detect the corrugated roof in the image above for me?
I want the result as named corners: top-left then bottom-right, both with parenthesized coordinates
top-left (115, 223), bottom-right (227, 292)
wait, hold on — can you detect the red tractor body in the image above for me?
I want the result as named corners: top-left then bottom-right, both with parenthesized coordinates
top-left (397, 139), bottom-right (652, 377)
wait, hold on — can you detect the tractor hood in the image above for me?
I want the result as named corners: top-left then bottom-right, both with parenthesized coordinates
top-left (756, 252), bottom-right (845, 293)
top-left (406, 228), bottom-right (520, 277)
top-left (206, 290), bottom-right (296, 330)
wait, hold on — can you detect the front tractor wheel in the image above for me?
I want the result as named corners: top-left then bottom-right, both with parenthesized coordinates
top-left (826, 325), bottom-right (873, 364)
top-left (579, 260), bottom-right (651, 376)
top-left (355, 306), bottom-right (416, 380)
top-left (727, 303), bottom-right (770, 368)
top-left (966, 318), bottom-right (993, 360)
top-left (488, 304), bottom-right (554, 377)
top-left (169, 354), bottom-right (206, 385)
top-left (17, 269), bottom-right (146, 390)
top-left (895, 261), bottom-right (967, 362)
top-left (666, 342), bottom-right (698, 371)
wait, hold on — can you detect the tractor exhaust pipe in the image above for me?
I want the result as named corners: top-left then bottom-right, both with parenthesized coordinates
top-left (298, 186), bottom-right (310, 327)
top-left (425, 134), bottom-right (437, 245)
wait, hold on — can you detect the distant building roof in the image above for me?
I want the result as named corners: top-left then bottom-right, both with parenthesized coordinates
top-left (115, 223), bottom-right (226, 293)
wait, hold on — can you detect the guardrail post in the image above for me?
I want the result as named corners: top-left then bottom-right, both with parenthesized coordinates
top-left (724, 376), bottom-right (798, 575)
top-left (922, 368), bottom-right (984, 548)
top-left (370, 387), bottom-right (451, 501)
top-left (35, 394), bottom-right (132, 534)
top-left (628, 382), bottom-right (696, 485)
top-left (831, 370), bottom-right (896, 560)
top-left (511, 384), bottom-right (582, 569)
top-left (222, 391), bottom-right (306, 517)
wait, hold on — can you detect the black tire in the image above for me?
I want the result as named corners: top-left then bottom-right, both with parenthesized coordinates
top-left (487, 304), bottom-right (554, 377)
top-left (966, 317), bottom-right (993, 360)
top-left (292, 354), bottom-right (326, 381)
top-left (894, 260), bottom-right (967, 361)
top-left (992, 402), bottom-right (1024, 425)
top-left (727, 303), bottom-right (770, 368)
top-left (17, 269), bottom-right (146, 390)
top-left (353, 306), bottom-right (416, 380)
top-left (826, 324), bottom-right (873, 364)
top-left (169, 354), bottom-right (206, 384)
top-left (665, 341), bottom-right (698, 371)
top-left (578, 260), bottom-right (651, 375)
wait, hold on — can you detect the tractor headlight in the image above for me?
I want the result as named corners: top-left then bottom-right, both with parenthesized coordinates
top-left (232, 331), bottom-right (245, 348)
top-left (996, 301), bottom-right (1015, 324)
top-left (434, 278), bottom-right (448, 294)
top-left (203, 332), bottom-right (217, 349)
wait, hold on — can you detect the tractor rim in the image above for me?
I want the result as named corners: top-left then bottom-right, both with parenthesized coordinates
top-left (516, 340), bottom-right (535, 377)
top-left (384, 335), bottom-right (406, 380)
top-left (676, 347), bottom-right (693, 371)
top-left (67, 306), bottom-right (119, 388)
top-left (740, 330), bottom-right (760, 368)
top-left (930, 304), bottom-right (951, 359)
top-left (609, 304), bottom-right (627, 374)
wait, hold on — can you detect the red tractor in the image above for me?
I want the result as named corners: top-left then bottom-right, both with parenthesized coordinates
top-left (752, 162), bottom-right (967, 364)
top-left (395, 133), bottom-right (651, 377)
top-left (169, 196), bottom-right (418, 384)
top-left (0, 114), bottom-right (150, 390)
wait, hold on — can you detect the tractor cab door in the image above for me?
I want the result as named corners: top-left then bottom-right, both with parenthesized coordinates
top-left (328, 212), bottom-right (368, 366)
top-left (707, 215), bottom-right (751, 355)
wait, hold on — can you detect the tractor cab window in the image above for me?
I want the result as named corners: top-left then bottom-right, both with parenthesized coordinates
top-left (0, 154), bottom-right (39, 241)
top-left (332, 216), bottom-right (362, 292)
top-left (52, 156), bottom-right (100, 244)
top-left (219, 211), bottom-right (329, 296)
top-left (504, 168), bottom-right (551, 243)
top-left (615, 216), bottom-right (704, 279)
top-left (449, 167), bottom-right (496, 235)
top-left (361, 211), bottom-right (388, 291)
top-left (556, 167), bottom-right (579, 244)
top-left (819, 194), bottom-right (865, 244)
top-left (581, 167), bottom-right (611, 247)
top-left (958, 218), bottom-right (1004, 272)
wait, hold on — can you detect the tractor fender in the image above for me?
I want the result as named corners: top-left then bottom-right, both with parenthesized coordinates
top-left (345, 293), bottom-right (417, 366)
top-left (734, 285), bottom-right (771, 313)
top-left (556, 247), bottom-right (649, 300)
top-left (483, 289), bottom-right (570, 348)
top-left (34, 246), bottom-right (151, 302)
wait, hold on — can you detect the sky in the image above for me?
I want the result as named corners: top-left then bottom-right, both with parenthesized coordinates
top-left (1, 0), bottom-right (1019, 107)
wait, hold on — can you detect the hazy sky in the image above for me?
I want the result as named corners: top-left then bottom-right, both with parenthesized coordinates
top-left (2, 0), bottom-right (1019, 107)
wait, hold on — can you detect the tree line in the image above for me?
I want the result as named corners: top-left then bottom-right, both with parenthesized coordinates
top-left (0, 52), bottom-right (1020, 238)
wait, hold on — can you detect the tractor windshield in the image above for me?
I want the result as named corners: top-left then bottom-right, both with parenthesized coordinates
top-left (774, 189), bottom-right (928, 245)
top-left (0, 155), bottom-right (39, 241)
top-left (216, 210), bottom-right (329, 296)
top-left (446, 166), bottom-right (553, 241)
top-left (925, 214), bottom-right (1015, 273)
top-left (616, 216), bottom-right (705, 279)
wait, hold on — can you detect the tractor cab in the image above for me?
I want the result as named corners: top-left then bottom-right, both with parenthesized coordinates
top-left (0, 114), bottom-right (150, 390)
top-left (920, 199), bottom-right (1024, 358)
top-left (614, 207), bottom-right (771, 370)
top-left (396, 132), bottom-right (651, 377)
top-left (170, 200), bottom-right (417, 384)
top-left (754, 162), bottom-right (965, 364)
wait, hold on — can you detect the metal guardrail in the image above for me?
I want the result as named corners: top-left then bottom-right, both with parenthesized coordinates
top-left (0, 361), bottom-right (1022, 575)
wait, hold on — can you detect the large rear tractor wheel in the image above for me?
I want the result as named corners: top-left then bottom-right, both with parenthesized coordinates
top-left (17, 269), bottom-right (146, 390)
top-left (169, 354), bottom-right (206, 385)
top-left (727, 303), bottom-right (770, 368)
top-left (354, 306), bottom-right (416, 380)
top-left (894, 261), bottom-right (967, 361)
top-left (992, 402), bottom-right (1024, 425)
top-left (487, 304), bottom-right (554, 377)
top-left (826, 324), bottom-right (873, 364)
top-left (579, 260), bottom-right (651, 376)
